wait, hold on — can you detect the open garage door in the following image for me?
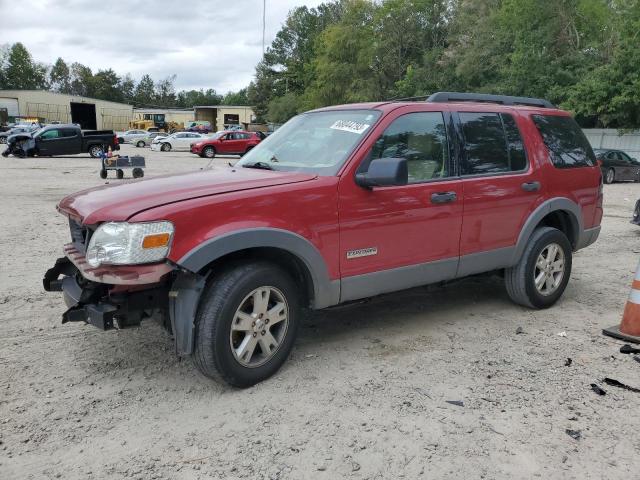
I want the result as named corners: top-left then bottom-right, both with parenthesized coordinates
top-left (70, 102), bottom-right (97, 130)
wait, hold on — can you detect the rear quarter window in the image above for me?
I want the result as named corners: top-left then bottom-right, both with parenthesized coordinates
top-left (532, 115), bottom-right (595, 168)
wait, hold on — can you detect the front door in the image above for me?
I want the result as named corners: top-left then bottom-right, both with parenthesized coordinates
top-left (454, 111), bottom-right (543, 276)
top-left (338, 110), bottom-right (463, 302)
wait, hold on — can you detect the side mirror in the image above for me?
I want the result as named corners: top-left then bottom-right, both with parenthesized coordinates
top-left (355, 157), bottom-right (408, 188)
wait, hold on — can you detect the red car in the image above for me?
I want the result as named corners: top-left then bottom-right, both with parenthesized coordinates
top-left (190, 130), bottom-right (261, 158)
top-left (44, 92), bottom-right (602, 387)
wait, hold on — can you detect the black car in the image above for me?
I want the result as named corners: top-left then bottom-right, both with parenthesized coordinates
top-left (594, 148), bottom-right (640, 184)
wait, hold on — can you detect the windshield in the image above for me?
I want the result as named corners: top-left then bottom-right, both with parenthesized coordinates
top-left (236, 109), bottom-right (381, 175)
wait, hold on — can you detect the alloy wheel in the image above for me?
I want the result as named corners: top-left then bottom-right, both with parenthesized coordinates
top-left (534, 243), bottom-right (565, 296)
top-left (229, 286), bottom-right (289, 368)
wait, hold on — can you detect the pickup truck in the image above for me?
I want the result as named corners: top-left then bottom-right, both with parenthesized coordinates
top-left (2, 124), bottom-right (119, 158)
top-left (43, 92), bottom-right (602, 387)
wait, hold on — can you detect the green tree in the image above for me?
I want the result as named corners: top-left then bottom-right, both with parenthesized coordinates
top-left (267, 92), bottom-right (300, 123)
top-left (222, 88), bottom-right (249, 105)
top-left (2, 42), bottom-right (47, 89)
top-left (119, 74), bottom-right (136, 102)
top-left (69, 62), bottom-right (94, 97)
top-left (92, 69), bottom-right (122, 102)
top-left (49, 57), bottom-right (71, 93)
top-left (155, 75), bottom-right (176, 106)
top-left (134, 74), bottom-right (155, 105)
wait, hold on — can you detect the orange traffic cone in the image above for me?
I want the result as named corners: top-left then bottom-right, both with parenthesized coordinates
top-left (603, 260), bottom-right (640, 344)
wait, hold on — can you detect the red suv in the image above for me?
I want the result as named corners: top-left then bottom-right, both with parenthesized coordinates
top-left (190, 130), bottom-right (261, 158)
top-left (43, 92), bottom-right (602, 387)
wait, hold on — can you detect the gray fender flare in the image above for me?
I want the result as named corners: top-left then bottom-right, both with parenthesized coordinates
top-left (510, 197), bottom-right (583, 265)
top-left (170, 228), bottom-right (340, 356)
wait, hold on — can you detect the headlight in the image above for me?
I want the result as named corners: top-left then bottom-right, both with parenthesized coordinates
top-left (86, 221), bottom-right (174, 267)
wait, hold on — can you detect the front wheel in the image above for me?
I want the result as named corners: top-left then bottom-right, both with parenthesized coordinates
top-left (99, 169), bottom-right (107, 179)
top-left (160, 143), bottom-right (171, 152)
top-left (505, 227), bottom-right (572, 309)
top-left (136, 140), bottom-right (145, 148)
top-left (193, 262), bottom-right (300, 387)
top-left (604, 168), bottom-right (615, 184)
top-left (202, 146), bottom-right (215, 158)
top-left (116, 169), bottom-right (124, 179)
top-left (0, 137), bottom-right (6, 144)
top-left (89, 145), bottom-right (104, 158)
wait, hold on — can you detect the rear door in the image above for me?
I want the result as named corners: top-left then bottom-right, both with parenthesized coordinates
top-left (455, 111), bottom-right (543, 276)
top-left (59, 128), bottom-right (81, 155)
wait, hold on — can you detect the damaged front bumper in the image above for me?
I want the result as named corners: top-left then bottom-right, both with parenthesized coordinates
top-left (43, 254), bottom-right (171, 330)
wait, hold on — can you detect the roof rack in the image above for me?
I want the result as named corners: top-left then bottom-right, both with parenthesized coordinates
top-left (426, 92), bottom-right (555, 109)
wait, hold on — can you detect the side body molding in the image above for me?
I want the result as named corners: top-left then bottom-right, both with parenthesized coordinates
top-left (177, 228), bottom-right (340, 309)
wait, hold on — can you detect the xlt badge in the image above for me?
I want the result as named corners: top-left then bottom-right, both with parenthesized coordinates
top-left (346, 247), bottom-right (378, 259)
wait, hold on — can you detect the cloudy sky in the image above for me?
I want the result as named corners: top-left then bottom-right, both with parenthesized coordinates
top-left (0, 0), bottom-right (323, 93)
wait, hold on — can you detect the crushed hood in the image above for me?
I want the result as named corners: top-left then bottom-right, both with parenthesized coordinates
top-left (58, 167), bottom-right (317, 225)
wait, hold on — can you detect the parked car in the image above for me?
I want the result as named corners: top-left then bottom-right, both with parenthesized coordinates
top-left (0, 125), bottom-right (38, 144)
top-left (594, 148), bottom-right (640, 184)
top-left (134, 131), bottom-right (170, 148)
top-left (43, 92), bottom-right (602, 387)
top-left (2, 124), bottom-right (119, 158)
top-left (185, 121), bottom-right (213, 133)
top-left (190, 131), bottom-right (262, 158)
top-left (117, 130), bottom-right (149, 145)
top-left (150, 131), bottom-right (207, 152)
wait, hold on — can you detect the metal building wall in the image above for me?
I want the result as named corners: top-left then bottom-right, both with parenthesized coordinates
top-left (583, 129), bottom-right (640, 158)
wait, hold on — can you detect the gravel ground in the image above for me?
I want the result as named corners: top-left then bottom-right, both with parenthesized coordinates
top-left (1, 144), bottom-right (639, 480)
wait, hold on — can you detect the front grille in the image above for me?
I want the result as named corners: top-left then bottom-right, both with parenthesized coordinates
top-left (69, 218), bottom-right (91, 253)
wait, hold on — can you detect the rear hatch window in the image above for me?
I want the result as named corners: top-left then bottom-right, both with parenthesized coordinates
top-left (532, 115), bottom-right (595, 168)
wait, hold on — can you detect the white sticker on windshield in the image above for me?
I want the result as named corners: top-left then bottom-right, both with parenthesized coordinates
top-left (330, 120), bottom-right (370, 134)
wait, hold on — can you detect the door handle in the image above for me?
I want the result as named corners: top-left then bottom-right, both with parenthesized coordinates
top-left (521, 181), bottom-right (541, 192)
top-left (431, 191), bottom-right (457, 204)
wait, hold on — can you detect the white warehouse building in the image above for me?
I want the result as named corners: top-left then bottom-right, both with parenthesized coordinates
top-left (0, 90), bottom-right (133, 131)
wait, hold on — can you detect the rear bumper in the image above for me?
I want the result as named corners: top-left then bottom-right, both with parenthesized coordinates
top-left (576, 225), bottom-right (601, 250)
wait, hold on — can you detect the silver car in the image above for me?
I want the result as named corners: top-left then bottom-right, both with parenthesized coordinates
top-left (134, 131), bottom-right (170, 147)
top-left (117, 129), bottom-right (149, 144)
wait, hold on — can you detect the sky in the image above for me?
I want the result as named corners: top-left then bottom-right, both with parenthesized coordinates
top-left (0, 0), bottom-right (324, 93)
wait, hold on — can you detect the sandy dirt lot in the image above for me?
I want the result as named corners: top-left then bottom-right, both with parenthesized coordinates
top-left (1, 143), bottom-right (639, 479)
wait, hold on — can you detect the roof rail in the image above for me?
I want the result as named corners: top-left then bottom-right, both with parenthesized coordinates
top-left (426, 92), bottom-right (555, 109)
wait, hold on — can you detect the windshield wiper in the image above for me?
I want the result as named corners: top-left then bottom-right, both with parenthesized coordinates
top-left (242, 161), bottom-right (274, 170)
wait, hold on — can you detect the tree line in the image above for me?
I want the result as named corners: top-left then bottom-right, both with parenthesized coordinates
top-left (248, 0), bottom-right (640, 128)
top-left (0, 43), bottom-right (249, 109)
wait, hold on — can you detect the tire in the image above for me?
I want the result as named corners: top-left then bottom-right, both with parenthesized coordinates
top-left (132, 167), bottom-right (144, 178)
top-left (100, 169), bottom-right (107, 179)
top-left (0, 137), bottom-right (6, 144)
top-left (161, 143), bottom-right (171, 152)
top-left (604, 168), bottom-right (615, 184)
top-left (89, 145), bottom-right (104, 158)
top-left (116, 169), bottom-right (124, 179)
top-left (202, 146), bottom-right (215, 158)
top-left (136, 140), bottom-right (145, 148)
top-left (505, 227), bottom-right (572, 309)
top-left (193, 261), bottom-right (300, 388)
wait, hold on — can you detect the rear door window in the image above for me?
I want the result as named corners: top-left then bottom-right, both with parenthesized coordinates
top-left (459, 112), bottom-right (527, 175)
top-left (532, 115), bottom-right (595, 168)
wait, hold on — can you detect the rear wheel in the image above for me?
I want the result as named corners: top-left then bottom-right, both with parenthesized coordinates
top-left (161, 143), bottom-right (171, 152)
top-left (89, 145), bottom-right (104, 158)
top-left (202, 146), bottom-right (215, 158)
top-left (136, 140), bottom-right (145, 148)
top-left (505, 227), bottom-right (572, 309)
top-left (193, 262), bottom-right (300, 387)
top-left (132, 168), bottom-right (144, 178)
top-left (604, 168), bottom-right (615, 184)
